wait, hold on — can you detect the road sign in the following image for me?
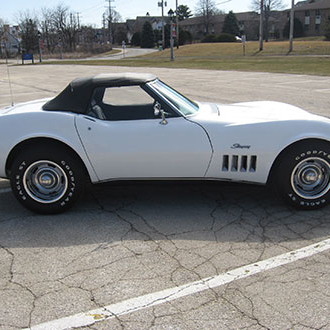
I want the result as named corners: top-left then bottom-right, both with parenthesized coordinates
top-left (22, 53), bottom-right (34, 64)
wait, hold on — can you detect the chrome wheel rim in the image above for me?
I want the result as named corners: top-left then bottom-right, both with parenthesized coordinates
top-left (23, 160), bottom-right (68, 204)
top-left (291, 157), bottom-right (330, 199)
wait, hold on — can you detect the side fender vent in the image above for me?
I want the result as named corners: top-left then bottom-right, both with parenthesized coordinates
top-left (222, 155), bottom-right (257, 173)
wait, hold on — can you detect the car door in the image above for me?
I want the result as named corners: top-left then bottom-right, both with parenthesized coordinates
top-left (75, 85), bottom-right (212, 181)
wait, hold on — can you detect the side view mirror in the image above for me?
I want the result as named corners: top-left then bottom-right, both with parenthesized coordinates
top-left (153, 102), bottom-right (161, 116)
top-left (154, 102), bottom-right (168, 125)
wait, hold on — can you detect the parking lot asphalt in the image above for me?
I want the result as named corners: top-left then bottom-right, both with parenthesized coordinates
top-left (1, 63), bottom-right (330, 330)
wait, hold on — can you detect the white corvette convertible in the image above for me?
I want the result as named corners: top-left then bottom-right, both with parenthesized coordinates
top-left (1, 73), bottom-right (330, 213)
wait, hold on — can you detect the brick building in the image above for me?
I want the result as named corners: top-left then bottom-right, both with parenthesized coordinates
top-left (89, 0), bottom-right (330, 45)
top-left (179, 0), bottom-right (330, 41)
top-left (288, 0), bottom-right (330, 37)
top-left (179, 12), bottom-right (262, 41)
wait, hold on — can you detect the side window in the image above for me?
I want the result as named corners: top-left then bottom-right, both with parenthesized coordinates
top-left (103, 85), bottom-right (154, 106)
top-left (88, 85), bottom-right (178, 121)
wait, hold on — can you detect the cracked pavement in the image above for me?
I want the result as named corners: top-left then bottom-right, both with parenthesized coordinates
top-left (1, 64), bottom-right (330, 329)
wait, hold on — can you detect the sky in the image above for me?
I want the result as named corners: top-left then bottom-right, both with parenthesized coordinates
top-left (1, 0), bottom-right (293, 27)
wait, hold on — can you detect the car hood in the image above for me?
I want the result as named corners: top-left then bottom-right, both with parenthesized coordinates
top-left (194, 101), bottom-right (322, 124)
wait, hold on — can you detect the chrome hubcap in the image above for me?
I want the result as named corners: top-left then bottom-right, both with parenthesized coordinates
top-left (291, 157), bottom-right (330, 199)
top-left (23, 160), bottom-right (68, 204)
top-left (39, 174), bottom-right (54, 187)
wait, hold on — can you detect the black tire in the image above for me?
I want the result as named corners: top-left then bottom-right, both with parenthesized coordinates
top-left (10, 145), bottom-right (86, 214)
top-left (275, 140), bottom-right (330, 210)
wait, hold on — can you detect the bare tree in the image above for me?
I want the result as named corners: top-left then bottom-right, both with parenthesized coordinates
top-left (0, 18), bottom-right (4, 34)
top-left (41, 7), bottom-right (58, 53)
top-left (195, 0), bottom-right (219, 35)
top-left (52, 4), bottom-right (79, 52)
top-left (79, 25), bottom-right (97, 51)
top-left (0, 18), bottom-right (5, 39)
top-left (0, 18), bottom-right (5, 57)
top-left (103, 8), bottom-right (122, 45)
top-left (251, 0), bottom-right (284, 41)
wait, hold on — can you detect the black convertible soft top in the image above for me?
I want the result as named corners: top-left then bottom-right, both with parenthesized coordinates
top-left (43, 73), bottom-right (157, 114)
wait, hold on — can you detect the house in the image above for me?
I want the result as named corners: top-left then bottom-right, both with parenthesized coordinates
top-left (112, 16), bottom-right (172, 44)
top-left (0, 25), bottom-right (20, 56)
top-left (133, 16), bottom-right (171, 33)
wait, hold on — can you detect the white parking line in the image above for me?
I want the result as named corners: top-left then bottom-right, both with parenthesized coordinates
top-left (26, 238), bottom-right (330, 330)
top-left (315, 88), bottom-right (330, 93)
top-left (0, 188), bottom-right (11, 194)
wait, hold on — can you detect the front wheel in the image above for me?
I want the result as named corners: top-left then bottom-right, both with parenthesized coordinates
top-left (10, 146), bottom-right (86, 214)
top-left (276, 141), bottom-right (330, 210)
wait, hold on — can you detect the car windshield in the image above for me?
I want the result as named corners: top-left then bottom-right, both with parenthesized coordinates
top-left (148, 80), bottom-right (199, 116)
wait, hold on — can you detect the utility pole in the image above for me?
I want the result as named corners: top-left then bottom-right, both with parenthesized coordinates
top-left (158, 0), bottom-right (167, 49)
top-left (69, 13), bottom-right (74, 51)
top-left (103, 13), bottom-right (106, 44)
top-left (176, 0), bottom-right (179, 49)
top-left (77, 12), bottom-right (80, 30)
top-left (59, 36), bottom-right (63, 60)
top-left (169, 11), bottom-right (174, 61)
top-left (76, 12), bottom-right (80, 46)
top-left (259, 0), bottom-right (264, 51)
top-left (289, 0), bottom-right (295, 52)
top-left (106, 0), bottom-right (114, 50)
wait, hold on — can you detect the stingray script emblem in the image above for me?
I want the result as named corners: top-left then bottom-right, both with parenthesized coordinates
top-left (231, 143), bottom-right (251, 149)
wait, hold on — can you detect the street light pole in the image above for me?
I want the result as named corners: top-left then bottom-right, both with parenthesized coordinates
top-left (289, 0), bottom-right (295, 52)
top-left (59, 36), bottom-right (63, 60)
top-left (162, 2), bottom-right (165, 49)
top-left (37, 31), bottom-right (42, 63)
top-left (158, 0), bottom-right (167, 49)
top-left (259, 0), bottom-right (264, 51)
top-left (107, 0), bottom-right (114, 50)
top-left (169, 14), bottom-right (174, 61)
top-left (176, 0), bottom-right (179, 49)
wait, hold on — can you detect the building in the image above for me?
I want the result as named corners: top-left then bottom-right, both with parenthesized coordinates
top-left (0, 25), bottom-right (20, 56)
top-left (290, 0), bottom-right (330, 37)
top-left (134, 16), bottom-right (170, 32)
top-left (112, 16), bottom-right (171, 44)
top-left (83, 0), bottom-right (330, 46)
top-left (180, 12), bottom-right (271, 41)
top-left (179, 0), bottom-right (330, 42)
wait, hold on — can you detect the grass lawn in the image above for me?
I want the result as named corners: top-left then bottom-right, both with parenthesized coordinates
top-left (147, 40), bottom-right (330, 57)
top-left (43, 40), bottom-right (330, 76)
top-left (40, 48), bottom-right (121, 60)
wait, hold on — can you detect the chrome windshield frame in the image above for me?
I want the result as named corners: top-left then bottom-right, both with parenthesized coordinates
top-left (146, 79), bottom-right (199, 118)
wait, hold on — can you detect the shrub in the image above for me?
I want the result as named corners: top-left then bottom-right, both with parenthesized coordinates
top-left (202, 34), bottom-right (218, 43)
top-left (179, 29), bottom-right (192, 45)
top-left (217, 33), bottom-right (237, 42)
top-left (131, 32), bottom-right (141, 46)
top-left (141, 21), bottom-right (154, 48)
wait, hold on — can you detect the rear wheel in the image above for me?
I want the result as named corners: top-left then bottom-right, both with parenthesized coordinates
top-left (10, 146), bottom-right (86, 214)
top-left (276, 141), bottom-right (330, 210)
